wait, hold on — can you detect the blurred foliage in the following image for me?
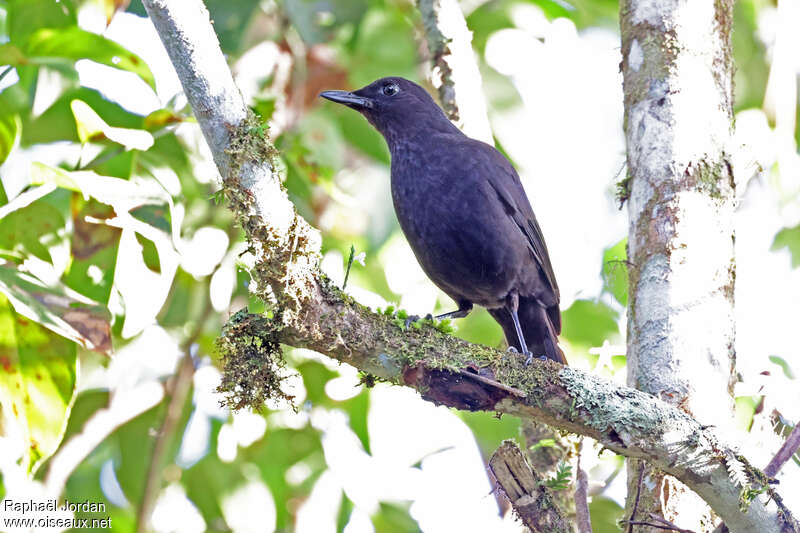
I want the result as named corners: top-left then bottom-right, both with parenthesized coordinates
top-left (772, 223), bottom-right (800, 268)
top-left (0, 0), bottom-right (794, 532)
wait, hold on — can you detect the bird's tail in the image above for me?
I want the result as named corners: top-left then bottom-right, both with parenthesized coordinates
top-left (488, 298), bottom-right (567, 365)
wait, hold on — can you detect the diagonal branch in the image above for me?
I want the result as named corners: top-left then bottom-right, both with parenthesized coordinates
top-left (765, 423), bottom-right (800, 479)
top-left (489, 440), bottom-right (571, 532)
top-left (140, 1), bottom-right (798, 532)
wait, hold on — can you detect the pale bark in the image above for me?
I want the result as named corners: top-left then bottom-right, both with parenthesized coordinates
top-left (620, 0), bottom-right (737, 530)
top-left (140, 1), bottom-right (798, 531)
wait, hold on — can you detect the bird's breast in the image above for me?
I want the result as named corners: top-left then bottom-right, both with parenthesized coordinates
top-left (389, 159), bottom-right (526, 307)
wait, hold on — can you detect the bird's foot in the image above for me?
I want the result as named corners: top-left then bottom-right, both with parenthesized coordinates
top-left (403, 313), bottom-right (433, 329)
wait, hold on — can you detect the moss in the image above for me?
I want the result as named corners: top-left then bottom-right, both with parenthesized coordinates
top-left (215, 309), bottom-right (296, 411)
top-left (616, 171), bottom-right (632, 207)
top-left (690, 158), bottom-right (724, 198)
top-left (220, 111), bottom-right (321, 326)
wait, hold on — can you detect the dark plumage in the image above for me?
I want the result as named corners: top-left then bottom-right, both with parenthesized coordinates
top-left (320, 77), bottom-right (566, 364)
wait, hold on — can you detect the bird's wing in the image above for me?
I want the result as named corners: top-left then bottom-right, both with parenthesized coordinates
top-left (474, 141), bottom-right (560, 303)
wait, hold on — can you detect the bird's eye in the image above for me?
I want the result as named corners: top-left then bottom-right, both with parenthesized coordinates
top-left (382, 84), bottom-right (399, 96)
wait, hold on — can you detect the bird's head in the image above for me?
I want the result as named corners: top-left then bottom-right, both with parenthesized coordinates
top-left (320, 77), bottom-right (456, 144)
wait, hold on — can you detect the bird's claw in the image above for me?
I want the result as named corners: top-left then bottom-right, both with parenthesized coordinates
top-left (505, 347), bottom-right (545, 366)
top-left (403, 313), bottom-right (433, 329)
top-left (526, 354), bottom-right (548, 365)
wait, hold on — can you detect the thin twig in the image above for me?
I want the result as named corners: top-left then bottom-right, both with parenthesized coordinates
top-left (764, 423), bottom-right (800, 478)
top-left (575, 441), bottom-right (593, 533)
top-left (136, 298), bottom-right (214, 533)
top-left (621, 513), bottom-right (696, 533)
top-left (0, 65), bottom-right (13, 84)
top-left (342, 244), bottom-right (355, 291)
top-left (626, 462), bottom-right (645, 533)
top-left (457, 368), bottom-right (527, 397)
top-left (623, 521), bottom-right (692, 533)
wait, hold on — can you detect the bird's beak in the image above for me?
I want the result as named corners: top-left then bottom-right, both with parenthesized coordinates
top-left (319, 90), bottom-right (373, 110)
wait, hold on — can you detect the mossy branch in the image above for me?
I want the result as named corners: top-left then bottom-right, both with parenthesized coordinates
top-left (140, 1), bottom-right (798, 531)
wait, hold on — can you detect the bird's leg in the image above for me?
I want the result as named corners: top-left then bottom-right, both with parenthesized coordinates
top-left (404, 301), bottom-right (472, 329)
top-left (505, 292), bottom-right (534, 365)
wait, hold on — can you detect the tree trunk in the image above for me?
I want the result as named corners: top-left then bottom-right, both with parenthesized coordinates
top-left (620, 0), bottom-right (737, 531)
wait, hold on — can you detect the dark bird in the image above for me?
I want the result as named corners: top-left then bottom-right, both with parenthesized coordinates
top-left (320, 77), bottom-right (566, 364)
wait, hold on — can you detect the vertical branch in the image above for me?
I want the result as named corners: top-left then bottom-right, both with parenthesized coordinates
top-left (136, 300), bottom-right (214, 533)
top-left (620, 0), bottom-right (737, 530)
top-left (416, 0), bottom-right (493, 144)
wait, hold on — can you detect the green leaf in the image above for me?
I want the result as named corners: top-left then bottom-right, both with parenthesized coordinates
top-left (0, 42), bottom-right (27, 65)
top-left (542, 461), bottom-right (572, 490)
top-left (336, 490), bottom-right (355, 533)
top-left (529, 438), bottom-right (556, 450)
top-left (252, 96), bottom-right (277, 123)
top-left (459, 410), bottom-right (520, 456)
top-left (561, 299), bottom-right (619, 348)
top-left (0, 81), bottom-right (31, 116)
top-left (61, 389), bottom-right (110, 444)
top-left (70, 99), bottom-right (154, 150)
top-left (0, 185), bottom-right (70, 263)
top-left (772, 224), bottom-right (800, 268)
top-left (451, 307), bottom-right (505, 347)
top-left (144, 108), bottom-right (184, 131)
top-left (23, 27), bottom-right (155, 89)
top-left (339, 389), bottom-right (370, 454)
top-left (297, 360), bottom-right (338, 406)
top-left (63, 434), bottom-right (136, 530)
top-left (589, 496), bottom-right (624, 533)
top-left (769, 355), bottom-right (796, 380)
top-left (0, 292), bottom-right (77, 473)
top-left (130, 203), bottom-right (172, 233)
top-left (601, 237), bottom-right (628, 307)
top-left (63, 199), bottom-right (121, 304)
top-left (244, 426), bottom-right (325, 530)
top-left (135, 232), bottom-right (161, 273)
top-left (283, 0), bottom-right (369, 46)
top-left (328, 104), bottom-right (389, 164)
top-left (203, 0), bottom-right (263, 54)
top-left (6, 0), bottom-right (77, 45)
top-left (348, 9), bottom-right (418, 88)
top-left (182, 419), bottom-right (243, 530)
top-left (23, 87), bottom-right (144, 144)
top-left (31, 162), bottom-right (170, 212)
top-left (0, 112), bottom-right (20, 165)
top-left (732, 0), bottom-right (770, 111)
top-left (0, 265), bottom-right (112, 354)
top-left (371, 502), bottom-right (421, 533)
top-left (735, 395), bottom-right (759, 431)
